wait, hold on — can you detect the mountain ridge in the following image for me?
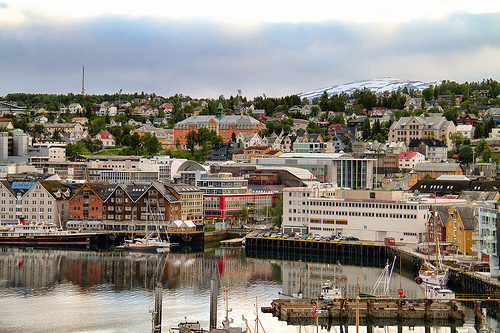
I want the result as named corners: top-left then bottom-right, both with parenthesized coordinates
top-left (297, 77), bottom-right (442, 100)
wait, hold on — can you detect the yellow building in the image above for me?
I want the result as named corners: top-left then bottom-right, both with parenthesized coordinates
top-left (440, 206), bottom-right (475, 255)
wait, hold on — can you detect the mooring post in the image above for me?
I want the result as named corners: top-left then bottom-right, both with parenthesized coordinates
top-left (474, 300), bottom-right (482, 325)
top-left (152, 282), bottom-right (162, 333)
top-left (366, 300), bottom-right (374, 322)
top-left (210, 278), bottom-right (219, 330)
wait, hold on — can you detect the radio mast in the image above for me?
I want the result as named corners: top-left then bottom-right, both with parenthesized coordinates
top-left (81, 65), bottom-right (86, 96)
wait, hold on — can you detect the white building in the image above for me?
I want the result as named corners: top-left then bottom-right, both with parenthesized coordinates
top-left (282, 185), bottom-right (463, 244)
top-left (398, 152), bottom-right (425, 170)
top-left (456, 124), bottom-right (474, 139)
top-left (254, 153), bottom-right (376, 189)
top-left (473, 204), bottom-right (500, 278)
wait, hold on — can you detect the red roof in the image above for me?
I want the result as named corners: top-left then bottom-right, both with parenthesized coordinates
top-left (398, 152), bottom-right (418, 159)
top-left (94, 130), bottom-right (115, 140)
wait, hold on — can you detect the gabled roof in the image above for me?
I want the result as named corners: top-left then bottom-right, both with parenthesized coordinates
top-left (103, 182), bottom-right (181, 204)
top-left (398, 152), bottom-right (419, 159)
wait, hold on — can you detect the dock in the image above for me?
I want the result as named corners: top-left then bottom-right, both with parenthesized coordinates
top-left (268, 297), bottom-right (465, 324)
top-left (220, 238), bottom-right (245, 247)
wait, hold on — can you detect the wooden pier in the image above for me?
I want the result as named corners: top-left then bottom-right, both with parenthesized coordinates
top-left (269, 297), bottom-right (465, 324)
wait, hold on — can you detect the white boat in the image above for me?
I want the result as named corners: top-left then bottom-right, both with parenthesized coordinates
top-left (416, 207), bottom-right (449, 287)
top-left (416, 260), bottom-right (449, 287)
top-left (123, 203), bottom-right (173, 253)
top-left (424, 285), bottom-right (455, 301)
top-left (124, 237), bottom-right (170, 253)
top-left (318, 280), bottom-right (343, 300)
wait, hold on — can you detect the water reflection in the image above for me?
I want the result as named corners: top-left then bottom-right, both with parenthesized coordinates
top-left (0, 247), bottom-right (492, 333)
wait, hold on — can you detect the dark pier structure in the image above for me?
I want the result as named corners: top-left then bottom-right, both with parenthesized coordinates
top-left (245, 236), bottom-right (388, 266)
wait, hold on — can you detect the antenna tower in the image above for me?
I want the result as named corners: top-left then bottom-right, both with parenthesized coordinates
top-left (81, 65), bottom-right (86, 96)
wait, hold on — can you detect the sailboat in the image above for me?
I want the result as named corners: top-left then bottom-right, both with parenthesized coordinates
top-left (415, 207), bottom-right (449, 287)
top-left (123, 202), bottom-right (172, 253)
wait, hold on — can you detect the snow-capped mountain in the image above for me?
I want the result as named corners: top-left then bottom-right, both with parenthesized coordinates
top-left (297, 77), bottom-right (442, 100)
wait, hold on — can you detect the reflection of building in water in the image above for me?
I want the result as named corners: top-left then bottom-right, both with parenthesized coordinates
top-left (0, 248), bottom-right (273, 293)
top-left (280, 261), bottom-right (422, 299)
top-left (0, 248), bottom-right (60, 290)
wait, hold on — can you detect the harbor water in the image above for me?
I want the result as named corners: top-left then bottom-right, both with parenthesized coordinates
top-left (0, 246), bottom-right (489, 332)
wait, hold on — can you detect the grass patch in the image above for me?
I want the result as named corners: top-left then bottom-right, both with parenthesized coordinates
top-left (167, 150), bottom-right (205, 162)
top-left (94, 149), bottom-right (123, 156)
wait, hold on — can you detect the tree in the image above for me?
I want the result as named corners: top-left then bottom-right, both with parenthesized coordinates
top-left (482, 147), bottom-right (492, 163)
top-left (142, 133), bottom-right (161, 156)
top-left (457, 146), bottom-right (473, 165)
top-left (65, 141), bottom-right (90, 156)
top-left (232, 207), bottom-right (249, 225)
top-left (361, 118), bottom-right (371, 141)
top-left (231, 132), bottom-right (237, 142)
top-left (474, 123), bottom-right (484, 139)
top-left (269, 196), bottom-right (283, 228)
top-left (450, 132), bottom-right (465, 152)
top-left (186, 130), bottom-right (197, 155)
top-left (129, 132), bottom-right (142, 154)
top-left (371, 119), bottom-right (381, 139)
top-left (475, 138), bottom-right (489, 158)
top-left (33, 124), bottom-right (45, 134)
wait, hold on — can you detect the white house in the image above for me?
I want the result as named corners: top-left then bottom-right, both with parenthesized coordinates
top-left (398, 151), bottom-right (425, 170)
top-left (457, 124), bottom-right (474, 139)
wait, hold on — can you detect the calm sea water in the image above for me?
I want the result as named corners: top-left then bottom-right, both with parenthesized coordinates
top-left (0, 246), bottom-right (487, 333)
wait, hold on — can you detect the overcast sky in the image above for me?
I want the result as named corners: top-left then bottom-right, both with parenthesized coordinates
top-left (1, 1), bottom-right (500, 99)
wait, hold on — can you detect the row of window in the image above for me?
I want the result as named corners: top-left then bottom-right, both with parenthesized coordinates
top-left (0, 207), bottom-right (52, 213)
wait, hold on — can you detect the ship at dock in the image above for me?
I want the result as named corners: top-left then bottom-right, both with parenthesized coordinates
top-left (0, 219), bottom-right (98, 247)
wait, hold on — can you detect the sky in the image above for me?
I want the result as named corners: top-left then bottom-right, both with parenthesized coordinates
top-left (1, 0), bottom-right (500, 99)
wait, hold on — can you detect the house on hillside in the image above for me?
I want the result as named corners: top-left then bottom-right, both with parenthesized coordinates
top-left (93, 130), bottom-right (116, 147)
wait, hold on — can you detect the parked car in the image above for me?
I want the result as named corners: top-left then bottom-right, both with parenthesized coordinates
top-left (345, 236), bottom-right (359, 241)
top-left (263, 232), bottom-right (271, 237)
top-left (255, 225), bottom-right (267, 230)
top-left (334, 235), bottom-right (346, 242)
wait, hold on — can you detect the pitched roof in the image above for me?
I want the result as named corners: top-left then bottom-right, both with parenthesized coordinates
top-left (94, 130), bottom-right (115, 140)
top-left (414, 163), bottom-right (462, 172)
top-left (398, 152), bottom-right (419, 159)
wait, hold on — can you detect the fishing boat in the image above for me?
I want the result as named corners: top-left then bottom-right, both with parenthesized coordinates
top-left (318, 280), bottom-right (343, 300)
top-left (415, 207), bottom-right (449, 287)
top-left (424, 285), bottom-right (455, 305)
top-left (0, 219), bottom-right (97, 247)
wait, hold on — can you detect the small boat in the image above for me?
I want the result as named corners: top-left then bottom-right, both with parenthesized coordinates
top-left (424, 285), bottom-right (455, 305)
top-left (124, 237), bottom-right (171, 253)
top-left (415, 260), bottom-right (449, 287)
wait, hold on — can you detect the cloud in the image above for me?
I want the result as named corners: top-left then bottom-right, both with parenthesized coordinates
top-left (0, 12), bottom-right (500, 99)
top-left (0, 2), bottom-right (7, 9)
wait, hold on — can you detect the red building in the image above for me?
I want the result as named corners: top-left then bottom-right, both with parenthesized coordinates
top-left (68, 183), bottom-right (108, 221)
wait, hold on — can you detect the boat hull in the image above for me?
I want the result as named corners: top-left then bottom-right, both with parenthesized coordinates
top-left (0, 233), bottom-right (97, 247)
